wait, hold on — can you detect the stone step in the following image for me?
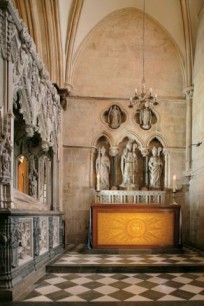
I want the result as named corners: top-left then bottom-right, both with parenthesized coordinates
top-left (46, 262), bottom-right (204, 274)
top-left (46, 244), bottom-right (204, 274)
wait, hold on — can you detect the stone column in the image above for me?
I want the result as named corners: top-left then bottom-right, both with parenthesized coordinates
top-left (163, 148), bottom-right (170, 189)
top-left (141, 148), bottom-right (149, 189)
top-left (52, 146), bottom-right (58, 211)
top-left (109, 147), bottom-right (119, 188)
top-left (184, 87), bottom-right (193, 180)
top-left (0, 0), bottom-right (18, 209)
top-left (89, 147), bottom-right (96, 188)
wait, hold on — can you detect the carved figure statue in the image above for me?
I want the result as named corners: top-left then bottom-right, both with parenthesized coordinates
top-left (39, 219), bottom-right (48, 252)
top-left (96, 146), bottom-right (110, 190)
top-left (140, 102), bottom-right (152, 130)
top-left (120, 140), bottom-right (137, 189)
top-left (18, 222), bottom-right (31, 260)
top-left (108, 105), bottom-right (121, 129)
top-left (29, 156), bottom-right (38, 198)
top-left (0, 136), bottom-right (12, 177)
top-left (148, 146), bottom-right (163, 189)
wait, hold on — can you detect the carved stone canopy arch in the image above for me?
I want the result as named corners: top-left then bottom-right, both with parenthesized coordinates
top-left (95, 135), bottom-right (111, 155)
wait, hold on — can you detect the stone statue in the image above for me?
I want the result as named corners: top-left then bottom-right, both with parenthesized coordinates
top-left (96, 146), bottom-right (110, 190)
top-left (0, 136), bottom-right (12, 178)
top-left (39, 218), bottom-right (48, 252)
top-left (29, 156), bottom-right (38, 198)
top-left (149, 146), bottom-right (163, 189)
top-left (140, 102), bottom-right (152, 130)
top-left (18, 221), bottom-right (31, 260)
top-left (120, 140), bottom-right (138, 189)
top-left (108, 105), bottom-right (121, 129)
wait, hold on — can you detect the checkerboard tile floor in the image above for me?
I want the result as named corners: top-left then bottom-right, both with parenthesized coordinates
top-left (21, 246), bottom-right (204, 303)
top-left (23, 272), bottom-right (204, 302)
top-left (53, 251), bottom-right (204, 266)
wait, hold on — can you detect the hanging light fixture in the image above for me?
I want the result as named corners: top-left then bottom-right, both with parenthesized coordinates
top-left (129, 0), bottom-right (157, 109)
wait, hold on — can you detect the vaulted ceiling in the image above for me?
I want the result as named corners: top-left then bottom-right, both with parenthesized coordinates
top-left (13, 0), bottom-right (204, 92)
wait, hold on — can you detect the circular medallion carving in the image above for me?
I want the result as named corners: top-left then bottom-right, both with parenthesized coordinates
top-left (126, 218), bottom-right (146, 238)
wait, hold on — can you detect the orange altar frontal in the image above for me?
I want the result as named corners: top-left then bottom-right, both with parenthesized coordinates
top-left (91, 204), bottom-right (181, 249)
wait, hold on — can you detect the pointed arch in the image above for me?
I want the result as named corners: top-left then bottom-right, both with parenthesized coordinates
top-left (91, 131), bottom-right (114, 148)
top-left (71, 7), bottom-right (185, 98)
top-left (146, 133), bottom-right (169, 148)
top-left (117, 131), bottom-right (145, 148)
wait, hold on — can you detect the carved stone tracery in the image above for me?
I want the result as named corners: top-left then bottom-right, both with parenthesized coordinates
top-left (0, 1), bottom-right (61, 208)
top-left (2, 4), bottom-right (62, 149)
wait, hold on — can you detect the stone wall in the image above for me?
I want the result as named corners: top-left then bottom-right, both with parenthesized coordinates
top-left (63, 97), bottom-right (186, 243)
top-left (0, 210), bottom-right (64, 301)
top-left (188, 5), bottom-right (204, 249)
top-left (0, 1), bottom-right (64, 300)
top-left (63, 7), bottom-right (186, 244)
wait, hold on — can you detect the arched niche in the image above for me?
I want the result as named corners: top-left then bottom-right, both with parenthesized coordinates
top-left (94, 135), bottom-right (111, 191)
top-left (17, 155), bottom-right (29, 194)
top-left (117, 137), bottom-right (143, 190)
top-left (38, 155), bottom-right (52, 205)
top-left (13, 98), bottom-right (54, 204)
top-left (148, 137), bottom-right (164, 190)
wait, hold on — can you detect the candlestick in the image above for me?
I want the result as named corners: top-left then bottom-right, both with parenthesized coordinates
top-left (173, 175), bottom-right (177, 192)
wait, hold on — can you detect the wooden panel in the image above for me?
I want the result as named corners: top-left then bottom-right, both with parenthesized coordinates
top-left (92, 204), bottom-right (181, 249)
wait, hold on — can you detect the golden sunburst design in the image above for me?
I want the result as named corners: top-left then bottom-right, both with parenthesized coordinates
top-left (97, 212), bottom-right (174, 246)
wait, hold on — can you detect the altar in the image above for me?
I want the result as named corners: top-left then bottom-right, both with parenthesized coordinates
top-left (91, 197), bottom-right (181, 249)
top-left (92, 138), bottom-right (182, 249)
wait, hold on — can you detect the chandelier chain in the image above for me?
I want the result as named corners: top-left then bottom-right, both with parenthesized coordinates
top-left (129, 0), bottom-right (157, 111)
top-left (142, 0), bottom-right (145, 86)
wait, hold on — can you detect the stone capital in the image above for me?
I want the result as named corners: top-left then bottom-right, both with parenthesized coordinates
top-left (109, 146), bottom-right (119, 157)
top-left (184, 86), bottom-right (194, 99)
top-left (140, 148), bottom-right (149, 157)
top-left (184, 169), bottom-right (193, 181)
top-left (162, 148), bottom-right (169, 156)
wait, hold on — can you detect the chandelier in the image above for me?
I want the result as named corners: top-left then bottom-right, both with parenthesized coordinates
top-left (129, 0), bottom-right (157, 109)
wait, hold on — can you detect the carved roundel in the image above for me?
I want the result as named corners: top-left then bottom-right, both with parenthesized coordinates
top-left (135, 107), bottom-right (157, 130)
top-left (126, 218), bottom-right (146, 238)
top-left (103, 104), bottom-right (126, 129)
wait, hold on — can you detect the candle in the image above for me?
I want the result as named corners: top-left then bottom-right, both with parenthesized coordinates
top-left (135, 88), bottom-right (137, 94)
top-left (173, 175), bottom-right (177, 192)
top-left (96, 173), bottom-right (100, 191)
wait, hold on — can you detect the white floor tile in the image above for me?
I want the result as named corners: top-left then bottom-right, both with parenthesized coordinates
top-left (152, 284), bottom-right (176, 294)
top-left (173, 276), bottom-right (193, 284)
top-left (190, 294), bottom-right (204, 300)
top-left (25, 295), bottom-right (52, 302)
top-left (94, 285), bottom-right (119, 295)
top-left (125, 295), bottom-right (152, 301)
top-left (180, 284), bottom-right (203, 294)
top-left (65, 285), bottom-right (90, 295)
top-left (158, 295), bottom-right (184, 301)
top-left (35, 284), bottom-right (60, 295)
top-left (96, 277), bottom-right (117, 285)
top-left (45, 277), bottom-right (67, 285)
top-left (71, 276), bottom-right (92, 285)
top-left (59, 295), bottom-right (86, 302)
top-left (123, 284), bottom-right (148, 294)
top-left (92, 295), bottom-right (119, 302)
